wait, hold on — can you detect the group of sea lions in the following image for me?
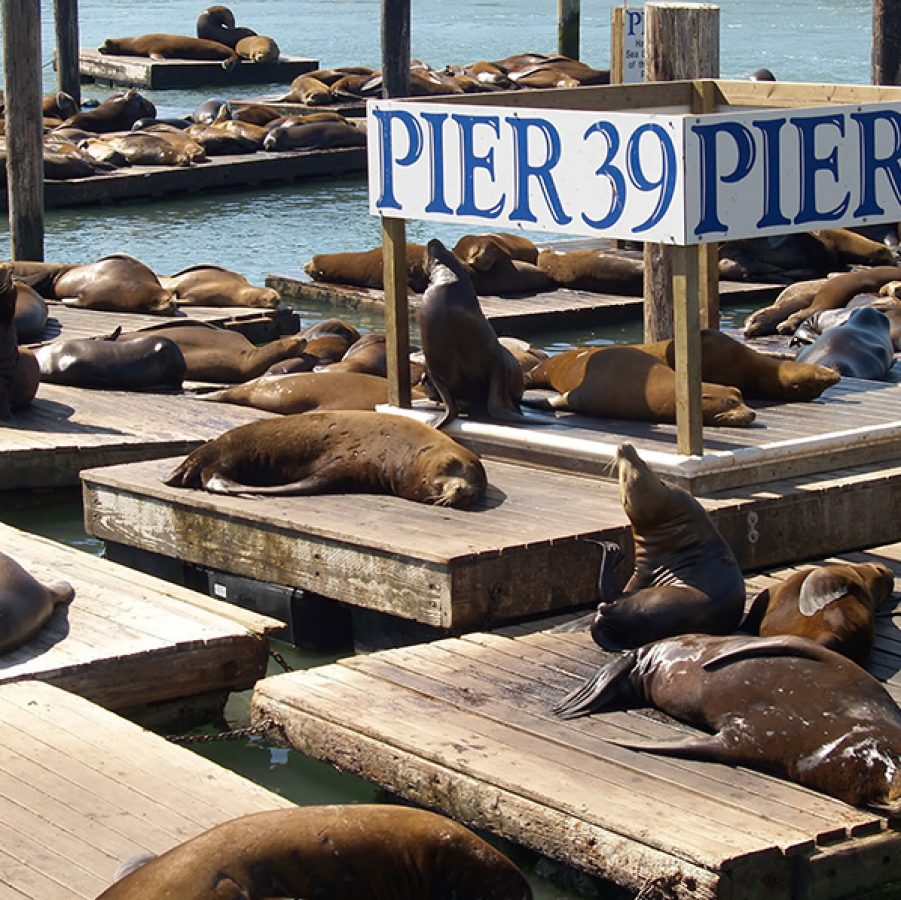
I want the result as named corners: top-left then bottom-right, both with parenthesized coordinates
top-left (554, 441), bottom-right (900, 813)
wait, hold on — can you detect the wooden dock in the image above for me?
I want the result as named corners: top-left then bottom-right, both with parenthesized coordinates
top-left (251, 543), bottom-right (901, 900)
top-left (0, 679), bottom-right (292, 899)
top-left (12, 147), bottom-right (366, 211)
top-left (230, 97), bottom-right (367, 118)
top-left (265, 275), bottom-right (781, 334)
top-left (0, 522), bottom-right (279, 712)
top-left (78, 48), bottom-right (318, 89)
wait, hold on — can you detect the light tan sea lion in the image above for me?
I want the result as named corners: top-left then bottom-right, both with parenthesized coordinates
top-left (235, 35), bottom-right (279, 63)
top-left (743, 277), bottom-right (829, 337)
top-left (160, 265), bottom-right (279, 308)
top-left (99, 34), bottom-right (239, 67)
top-left (304, 244), bottom-right (429, 293)
top-left (452, 232), bottom-right (540, 270)
top-left (262, 119), bottom-right (366, 151)
top-left (537, 248), bottom-right (643, 295)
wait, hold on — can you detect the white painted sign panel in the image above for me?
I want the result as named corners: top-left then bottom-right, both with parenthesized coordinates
top-left (368, 98), bottom-right (901, 245)
top-left (621, 6), bottom-right (645, 84)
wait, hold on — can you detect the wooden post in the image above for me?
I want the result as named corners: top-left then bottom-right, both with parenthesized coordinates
top-left (672, 245), bottom-right (703, 455)
top-left (3, 0), bottom-right (45, 261)
top-left (380, 0), bottom-right (411, 408)
top-left (873, 0), bottom-right (901, 84)
top-left (558, 0), bottom-right (580, 60)
top-left (53, 0), bottom-right (81, 107)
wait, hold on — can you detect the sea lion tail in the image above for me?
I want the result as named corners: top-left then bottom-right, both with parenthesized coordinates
top-left (164, 450), bottom-right (205, 487)
top-left (553, 650), bottom-right (637, 719)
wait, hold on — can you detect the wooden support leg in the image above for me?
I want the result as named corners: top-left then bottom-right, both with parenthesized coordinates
top-left (382, 216), bottom-right (411, 408)
top-left (673, 244), bottom-right (703, 456)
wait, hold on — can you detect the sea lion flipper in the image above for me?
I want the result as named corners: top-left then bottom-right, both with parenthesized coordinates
top-left (611, 731), bottom-right (738, 764)
top-left (427, 370), bottom-right (458, 429)
top-left (798, 569), bottom-right (852, 616)
top-left (702, 635), bottom-right (830, 670)
top-left (553, 650), bottom-right (638, 719)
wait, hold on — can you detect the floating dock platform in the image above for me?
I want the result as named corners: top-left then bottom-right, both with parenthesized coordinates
top-left (78, 47), bottom-right (318, 89)
top-left (230, 97), bottom-right (367, 118)
top-left (0, 679), bottom-right (292, 898)
top-left (15, 147), bottom-right (366, 211)
top-left (0, 522), bottom-right (279, 712)
top-left (251, 543), bottom-right (901, 900)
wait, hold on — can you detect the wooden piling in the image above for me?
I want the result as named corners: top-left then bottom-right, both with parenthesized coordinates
top-left (872, 0), bottom-right (901, 84)
top-left (53, 0), bottom-right (80, 107)
top-left (2, 0), bottom-right (45, 261)
top-left (558, 0), bottom-right (580, 60)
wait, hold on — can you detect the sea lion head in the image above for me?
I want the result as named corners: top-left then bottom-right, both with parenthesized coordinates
top-left (426, 238), bottom-right (468, 286)
top-left (98, 38), bottom-right (119, 55)
top-left (703, 385), bottom-right (756, 427)
top-left (412, 441), bottom-right (487, 508)
top-left (615, 442), bottom-right (672, 529)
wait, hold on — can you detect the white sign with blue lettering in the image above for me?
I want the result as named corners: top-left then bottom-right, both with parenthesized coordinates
top-left (622, 6), bottom-right (645, 84)
top-left (368, 99), bottom-right (901, 245)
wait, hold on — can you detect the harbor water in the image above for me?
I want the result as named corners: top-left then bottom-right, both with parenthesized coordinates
top-left (0, 2), bottom-right (882, 896)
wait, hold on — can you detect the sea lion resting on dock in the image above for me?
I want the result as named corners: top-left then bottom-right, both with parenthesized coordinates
top-left (159, 265), bottom-right (279, 308)
top-left (0, 550), bottom-right (74, 656)
top-left (744, 561), bottom-right (895, 666)
top-left (537, 248), bottom-right (644, 295)
top-left (165, 409), bottom-right (487, 508)
top-left (0, 268), bottom-right (39, 416)
top-left (554, 632), bottom-right (901, 811)
top-left (98, 805), bottom-right (533, 900)
top-left (743, 278), bottom-right (829, 337)
top-left (98, 34), bottom-right (239, 68)
top-left (793, 294), bottom-right (901, 352)
top-left (304, 244), bottom-right (429, 293)
top-left (13, 281), bottom-right (48, 343)
top-left (61, 88), bottom-right (156, 134)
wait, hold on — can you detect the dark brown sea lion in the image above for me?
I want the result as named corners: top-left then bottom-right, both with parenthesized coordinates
top-left (637, 328), bottom-right (840, 401)
top-left (468, 258), bottom-right (555, 296)
top-left (420, 239), bottom-right (525, 428)
top-left (794, 306), bottom-right (895, 380)
top-left (235, 35), bottom-right (279, 63)
top-left (215, 119), bottom-right (268, 146)
top-left (5, 260), bottom-right (75, 298)
top-left (52, 254), bottom-right (177, 314)
top-left (793, 295), bottom-right (901, 351)
top-left (159, 265), bottom-right (279, 308)
top-left (35, 333), bottom-right (186, 390)
top-left (0, 551), bottom-right (74, 656)
top-left (537, 248), bottom-right (644, 295)
top-left (231, 103), bottom-right (281, 125)
top-left (98, 34), bottom-right (239, 67)
top-left (585, 443), bottom-right (745, 648)
top-left (304, 244), bottom-right (429, 293)
top-left (452, 232), bottom-right (540, 270)
top-left (262, 120), bottom-right (366, 151)
top-left (778, 265), bottom-right (901, 335)
top-left (183, 124), bottom-right (258, 155)
top-left (523, 346), bottom-right (756, 426)
top-left (190, 97), bottom-right (230, 124)
top-left (301, 317), bottom-right (361, 346)
top-left (77, 137), bottom-right (132, 168)
top-left (317, 333), bottom-right (426, 382)
top-left (195, 5), bottom-right (257, 47)
top-left (116, 320), bottom-right (307, 383)
top-left (0, 268), bottom-right (39, 415)
top-left (42, 90), bottom-right (78, 121)
top-left (744, 562), bottom-right (895, 665)
top-left (13, 281), bottom-right (48, 342)
top-left (164, 410), bottom-right (487, 508)
top-left (97, 804), bottom-right (533, 900)
top-left (198, 371), bottom-right (389, 414)
top-left (42, 148), bottom-right (107, 179)
top-left (61, 88), bottom-right (156, 134)
top-left (743, 277), bottom-right (829, 337)
top-left (263, 320), bottom-right (361, 374)
top-left (554, 632), bottom-right (901, 812)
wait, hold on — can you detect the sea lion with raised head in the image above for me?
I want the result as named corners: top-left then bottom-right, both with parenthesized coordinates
top-left (164, 410), bottom-right (487, 508)
top-left (159, 264), bottom-right (279, 308)
top-left (420, 239), bottom-right (526, 428)
top-left (98, 34), bottom-right (239, 67)
top-left (196, 5), bottom-right (257, 47)
top-left (554, 632), bottom-right (901, 811)
top-left (0, 551), bottom-right (74, 656)
top-left (61, 88), bottom-right (156, 133)
top-left (794, 306), bottom-right (895, 380)
top-left (744, 561), bottom-right (895, 665)
top-left (97, 804), bottom-right (533, 900)
top-left (523, 345), bottom-right (756, 426)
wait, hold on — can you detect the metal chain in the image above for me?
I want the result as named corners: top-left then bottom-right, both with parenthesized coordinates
top-left (165, 716), bottom-right (280, 745)
top-left (269, 647), bottom-right (296, 673)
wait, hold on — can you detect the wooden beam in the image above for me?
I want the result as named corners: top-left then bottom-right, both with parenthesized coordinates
top-left (558, 0), bottom-right (580, 60)
top-left (692, 78), bottom-right (719, 330)
top-left (672, 244), bottom-right (703, 456)
top-left (2, 0), bottom-right (45, 261)
top-left (53, 0), bottom-right (80, 106)
top-left (873, 0), bottom-right (901, 84)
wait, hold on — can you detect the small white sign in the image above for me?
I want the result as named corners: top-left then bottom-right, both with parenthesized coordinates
top-left (622, 6), bottom-right (645, 84)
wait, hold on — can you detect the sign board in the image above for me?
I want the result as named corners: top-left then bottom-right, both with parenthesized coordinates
top-left (368, 98), bottom-right (901, 246)
top-left (621, 6), bottom-right (645, 84)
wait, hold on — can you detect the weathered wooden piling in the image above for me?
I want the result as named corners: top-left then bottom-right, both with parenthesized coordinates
top-left (872, 0), bottom-right (901, 84)
top-left (557, 0), bottom-right (580, 60)
top-left (53, 0), bottom-right (81, 107)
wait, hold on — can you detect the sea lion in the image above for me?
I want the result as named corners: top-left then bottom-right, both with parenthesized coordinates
top-left (467, 258), bottom-right (555, 296)
top-left (263, 320), bottom-right (361, 374)
top-left (0, 268), bottom-right (39, 415)
top-left (318, 332), bottom-right (389, 376)
top-left (235, 35), bottom-right (279, 63)
top-left (300, 318), bottom-right (361, 346)
top-left (537, 248), bottom-right (644, 295)
top-left (554, 632), bottom-right (901, 812)
top-left (280, 74), bottom-right (334, 105)
top-left (743, 277), bottom-right (829, 337)
top-left (0, 551), bottom-right (74, 656)
top-left (451, 232), bottom-right (540, 270)
top-left (4, 260), bottom-right (75, 298)
top-left (35, 332), bottom-right (186, 390)
top-left (159, 265), bottom-right (279, 308)
top-left (137, 126), bottom-right (208, 163)
top-left (98, 34), bottom-right (239, 68)
top-left (793, 295), bottom-right (901, 351)
top-left (215, 119), bottom-right (268, 146)
top-left (191, 97), bottom-right (231, 124)
top-left (61, 88), bottom-right (156, 134)
top-left (94, 131), bottom-right (195, 167)
top-left (52, 254), bottom-right (177, 315)
top-left (744, 562), bottom-right (895, 665)
top-left (304, 244), bottom-right (429, 293)
top-left (183, 124), bottom-right (258, 155)
top-left (813, 227), bottom-right (896, 266)
top-left (198, 371), bottom-right (389, 414)
top-left (195, 5), bottom-right (257, 48)
top-left (778, 265), bottom-right (901, 334)
top-left (42, 90), bottom-right (78, 121)
top-left (637, 328), bottom-right (840, 401)
top-left (13, 281), bottom-right (48, 342)
top-left (42, 148), bottom-right (107, 180)
top-left (262, 120), bottom-right (366, 151)
top-left (231, 103), bottom-right (281, 125)
top-left (498, 337), bottom-right (549, 375)
top-left (116, 320), bottom-right (308, 383)
top-left (97, 804), bottom-right (533, 900)
top-left (164, 409), bottom-right (487, 508)
top-left (794, 306), bottom-right (895, 380)
top-left (523, 345), bottom-right (756, 426)
top-left (419, 238), bottom-right (526, 428)
top-left (582, 443), bottom-right (745, 648)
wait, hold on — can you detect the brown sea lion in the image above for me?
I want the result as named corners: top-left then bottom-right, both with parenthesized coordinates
top-left (300, 318), bottom-right (361, 346)
top-left (498, 336), bottom-right (549, 375)
top-left (304, 244), bottom-right (429, 293)
top-left (468, 258), bottom-right (555, 296)
top-left (96, 131), bottom-right (195, 167)
top-left (263, 320), bottom-right (361, 374)
top-left (743, 277), bottom-right (829, 337)
top-left (139, 125), bottom-right (208, 163)
top-left (235, 35), bottom-right (279, 63)
top-left (13, 281), bottom-right (48, 342)
top-left (637, 328), bottom-right (840, 401)
top-left (52, 254), bottom-right (177, 315)
top-left (5, 260), bottom-right (75, 298)
top-left (42, 90), bottom-right (78, 121)
top-left (744, 562), bottom-right (895, 665)
top-left (214, 119), bottom-right (268, 146)
top-left (794, 306), bottom-right (895, 380)
top-left (319, 332), bottom-right (391, 376)
top-left (0, 551), bottom-right (74, 656)
top-left (116, 320), bottom-right (308, 383)
top-left (523, 346), bottom-right (756, 426)
top-left (537, 248), bottom-right (644, 295)
top-left (778, 265), bottom-right (901, 335)
top-left (452, 232), bottom-right (540, 270)
top-left (42, 148), bottom-right (107, 179)
top-left (183, 124), bottom-right (258, 155)
top-left (281, 75), bottom-right (333, 105)
top-left (554, 632), bottom-right (901, 812)
top-left (0, 268), bottom-right (39, 415)
top-left (419, 239), bottom-right (526, 428)
top-left (159, 265), bottom-right (279, 308)
top-left (98, 34), bottom-right (239, 67)
top-left (164, 409), bottom-right (487, 508)
top-left (198, 371), bottom-right (389, 414)
top-left (35, 332), bottom-right (186, 390)
top-left (231, 103), bottom-right (281, 125)
top-left (77, 137), bottom-right (132, 169)
top-left (97, 805), bottom-right (533, 900)
top-left (793, 294), bottom-right (901, 351)
top-left (196, 5), bottom-right (256, 47)
top-left (262, 120), bottom-right (366, 151)
top-left (814, 227), bottom-right (896, 266)
top-left (61, 88), bottom-right (156, 134)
